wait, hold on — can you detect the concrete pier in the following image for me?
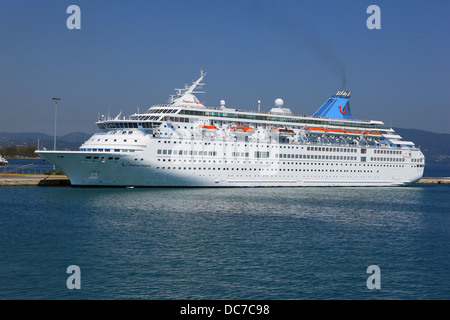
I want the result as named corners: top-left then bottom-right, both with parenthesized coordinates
top-left (1, 174), bottom-right (449, 187)
top-left (0, 174), bottom-right (71, 187)
top-left (416, 177), bottom-right (450, 184)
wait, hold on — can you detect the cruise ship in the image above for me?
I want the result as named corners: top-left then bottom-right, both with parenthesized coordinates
top-left (37, 71), bottom-right (425, 187)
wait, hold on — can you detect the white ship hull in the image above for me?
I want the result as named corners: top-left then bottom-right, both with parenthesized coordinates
top-left (38, 138), bottom-right (424, 187)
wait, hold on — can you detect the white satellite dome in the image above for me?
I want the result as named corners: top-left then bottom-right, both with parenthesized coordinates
top-left (270, 98), bottom-right (292, 114)
top-left (275, 98), bottom-right (284, 107)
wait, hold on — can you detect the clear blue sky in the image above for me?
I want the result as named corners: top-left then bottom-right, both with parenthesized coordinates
top-left (1, 0), bottom-right (449, 135)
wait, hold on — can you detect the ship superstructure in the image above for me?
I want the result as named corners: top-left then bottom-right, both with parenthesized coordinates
top-left (37, 71), bottom-right (425, 187)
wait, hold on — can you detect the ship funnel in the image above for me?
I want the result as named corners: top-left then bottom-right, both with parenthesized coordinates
top-left (313, 91), bottom-right (354, 119)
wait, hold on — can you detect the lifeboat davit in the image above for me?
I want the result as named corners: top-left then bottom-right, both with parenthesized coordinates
top-left (325, 129), bottom-right (345, 136)
top-left (231, 126), bottom-right (255, 136)
top-left (200, 125), bottom-right (217, 132)
top-left (305, 127), bottom-right (325, 134)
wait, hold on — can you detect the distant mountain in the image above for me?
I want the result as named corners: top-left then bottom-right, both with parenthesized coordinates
top-left (393, 128), bottom-right (450, 165)
top-left (1, 129), bottom-right (449, 164)
top-left (0, 132), bottom-right (91, 151)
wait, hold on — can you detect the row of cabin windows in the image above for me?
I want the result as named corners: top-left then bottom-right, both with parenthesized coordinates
top-left (277, 154), bottom-right (357, 161)
top-left (160, 157), bottom-right (404, 167)
top-left (157, 149), bottom-right (218, 156)
top-left (92, 136), bottom-right (138, 142)
top-left (157, 140), bottom-right (295, 148)
top-left (156, 148), bottom-right (359, 161)
top-left (85, 156), bottom-right (120, 162)
top-left (374, 149), bottom-right (402, 155)
top-left (226, 151), bottom-right (268, 158)
top-left (156, 139), bottom-right (353, 151)
top-left (153, 166), bottom-right (393, 174)
top-left (371, 157), bottom-right (405, 162)
top-left (147, 108), bottom-right (178, 114)
top-left (84, 156), bottom-right (144, 163)
top-left (157, 139), bottom-right (409, 155)
top-left (166, 116), bottom-right (194, 123)
top-left (156, 147), bottom-right (410, 163)
top-left (307, 146), bottom-right (357, 153)
top-left (81, 148), bottom-right (136, 153)
top-left (156, 149), bottom-right (408, 167)
top-left (99, 122), bottom-right (161, 130)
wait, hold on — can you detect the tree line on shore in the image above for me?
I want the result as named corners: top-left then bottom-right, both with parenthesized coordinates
top-left (0, 144), bottom-right (38, 158)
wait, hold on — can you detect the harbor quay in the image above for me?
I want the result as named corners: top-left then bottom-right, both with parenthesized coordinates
top-left (0, 174), bottom-right (448, 187)
top-left (415, 177), bottom-right (450, 184)
top-left (0, 174), bottom-right (70, 187)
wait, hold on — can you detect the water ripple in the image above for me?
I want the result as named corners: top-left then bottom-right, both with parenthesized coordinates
top-left (1, 185), bottom-right (449, 299)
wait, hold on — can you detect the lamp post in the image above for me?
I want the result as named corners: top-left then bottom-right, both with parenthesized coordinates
top-left (52, 98), bottom-right (61, 151)
top-left (52, 98), bottom-right (61, 171)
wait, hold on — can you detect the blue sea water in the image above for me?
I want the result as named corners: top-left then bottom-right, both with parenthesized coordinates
top-left (1, 184), bottom-right (449, 300)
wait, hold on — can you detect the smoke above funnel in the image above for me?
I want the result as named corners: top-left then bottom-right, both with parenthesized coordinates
top-left (303, 27), bottom-right (347, 90)
top-left (257, 3), bottom-right (347, 89)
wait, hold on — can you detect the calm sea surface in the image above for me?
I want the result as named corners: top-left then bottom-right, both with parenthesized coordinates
top-left (1, 183), bottom-right (449, 300)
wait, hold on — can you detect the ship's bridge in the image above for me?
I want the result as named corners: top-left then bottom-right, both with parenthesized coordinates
top-left (167, 70), bottom-right (207, 109)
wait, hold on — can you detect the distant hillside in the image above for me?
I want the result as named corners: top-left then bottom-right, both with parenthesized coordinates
top-left (0, 132), bottom-right (91, 151)
top-left (394, 128), bottom-right (450, 165)
top-left (1, 129), bottom-right (449, 164)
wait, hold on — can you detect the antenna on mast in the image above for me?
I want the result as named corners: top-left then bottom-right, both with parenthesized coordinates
top-left (173, 70), bottom-right (206, 96)
top-left (171, 70), bottom-right (207, 106)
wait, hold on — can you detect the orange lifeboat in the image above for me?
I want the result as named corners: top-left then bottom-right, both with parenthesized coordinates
top-left (325, 129), bottom-right (344, 136)
top-left (305, 127), bottom-right (325, 134)
top-left (200, 125), bottom-right (217, 132)
top-left (231, 126), bottom-right (255, 135)
top-left (344, 130), bottom-right (362, 136)
top-left (363, 131), bottom-right (382, 138)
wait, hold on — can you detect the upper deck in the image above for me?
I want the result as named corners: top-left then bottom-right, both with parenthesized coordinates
top-left (97, 103), bottom-right (390, 132)
top-left (93, 71), bottom-right (417, 152)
